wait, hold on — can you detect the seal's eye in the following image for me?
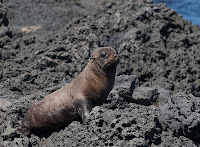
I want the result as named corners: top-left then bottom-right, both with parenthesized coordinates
top-left (101, 53), bottom-right (107, 58)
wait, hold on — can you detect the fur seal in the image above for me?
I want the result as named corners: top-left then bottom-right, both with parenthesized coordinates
top-left (22, 47), bottom-right (119, 133)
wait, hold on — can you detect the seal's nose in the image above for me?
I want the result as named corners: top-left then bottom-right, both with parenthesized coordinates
top-left (113, 54), bottom-right (119, 64)
top-left (113, 54), bottom-right (119, 59)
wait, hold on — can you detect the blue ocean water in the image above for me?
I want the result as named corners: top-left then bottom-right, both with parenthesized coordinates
top-left (153, 0), bottom-right (200, 25)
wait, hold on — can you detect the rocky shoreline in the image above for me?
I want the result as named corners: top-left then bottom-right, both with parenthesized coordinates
top-left (0, 0), bottom-right (200, 146)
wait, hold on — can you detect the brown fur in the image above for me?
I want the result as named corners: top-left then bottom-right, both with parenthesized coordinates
top-left (22, 47), bottom-right (119, 132)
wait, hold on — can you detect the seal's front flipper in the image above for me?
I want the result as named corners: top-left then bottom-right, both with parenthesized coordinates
top-left (18, 125), bottom-right (31, 136)
top-left (77, 99), bottom-right (94, 123)
top-left (17, 120), bottom-right (31, 136)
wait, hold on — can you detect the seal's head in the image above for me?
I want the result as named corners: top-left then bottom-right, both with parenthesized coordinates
top-left (90, 47), bottom-right (119, 71)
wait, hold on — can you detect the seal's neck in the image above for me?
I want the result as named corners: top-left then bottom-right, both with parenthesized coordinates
top-left (90, 61), bottom-right (116, 79)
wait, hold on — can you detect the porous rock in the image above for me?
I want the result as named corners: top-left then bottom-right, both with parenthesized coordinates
top-left (130, 87), bottom-right (159, 105)
top-left (1, 0), bottom-right (200, 146)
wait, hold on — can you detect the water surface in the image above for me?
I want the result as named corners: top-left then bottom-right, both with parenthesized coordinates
top-left (153, 0), bottom-right (200, 25)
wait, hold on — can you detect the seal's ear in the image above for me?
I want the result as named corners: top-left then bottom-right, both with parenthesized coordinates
top-left (90, 57), bottom-right (96, 60)
top-left (90, 57), bottom-right (96, 64)
top-left (90, 53), bottom-right (98, 61)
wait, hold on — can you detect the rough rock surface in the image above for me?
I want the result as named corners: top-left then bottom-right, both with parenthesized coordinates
top-left (1, 75), bottom-right (200, 146)
top-left (131, 87), bottom-right (159, 105)
top-left (0, 0), bottom-right (200, 146)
